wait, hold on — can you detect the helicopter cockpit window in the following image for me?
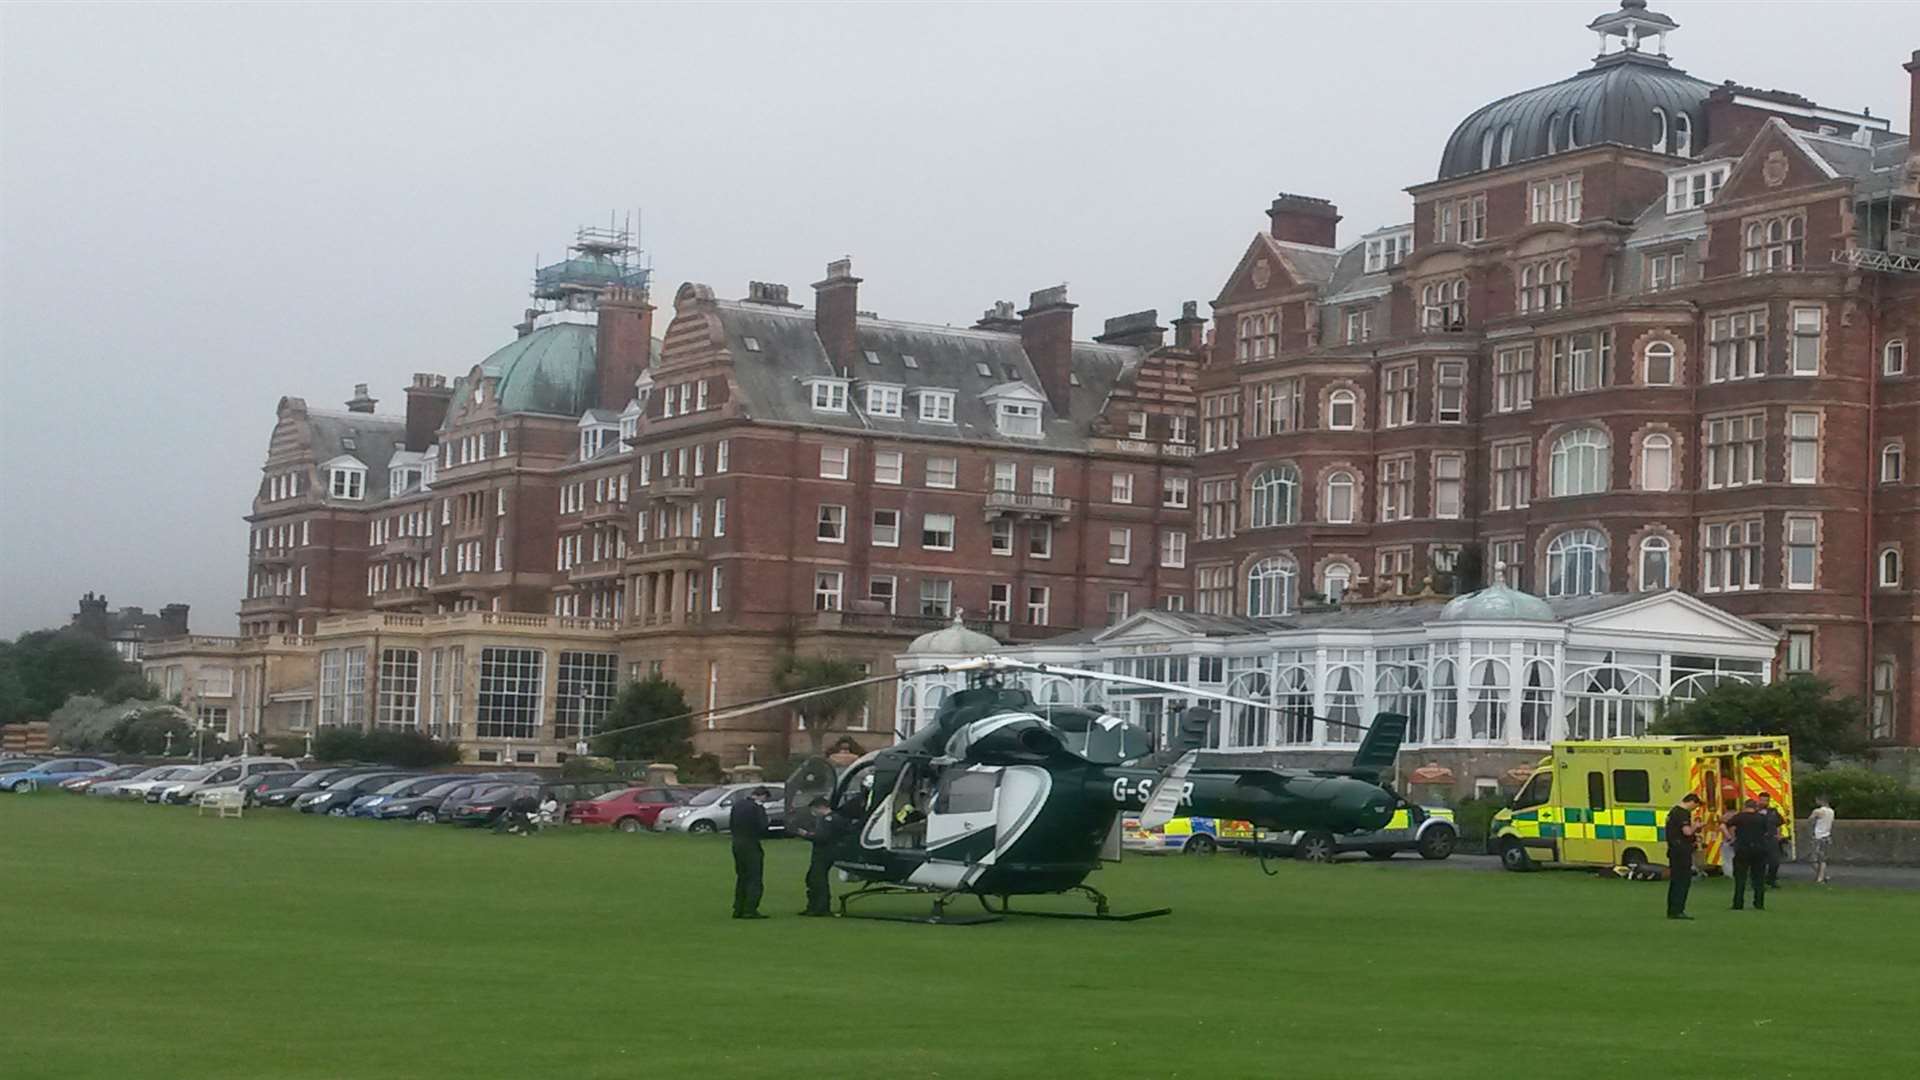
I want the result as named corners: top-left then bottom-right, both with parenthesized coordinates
top-left (934, 770), bottom-right (998, 815)
top-left (1512, 772), bottom-right (1552, 810)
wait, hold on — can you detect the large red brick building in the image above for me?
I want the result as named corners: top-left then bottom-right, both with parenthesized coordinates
top-left (155, 2), bottom-right (1920, 764)
top-left (1192, 3), bottom-right (1919, 747)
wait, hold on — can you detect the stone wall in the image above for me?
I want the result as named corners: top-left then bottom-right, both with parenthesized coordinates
top-left (1794, 818), bottom-right (1920, 867)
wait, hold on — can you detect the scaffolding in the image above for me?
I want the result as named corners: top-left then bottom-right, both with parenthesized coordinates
top-left (533, 212), bottom-right (652, 303)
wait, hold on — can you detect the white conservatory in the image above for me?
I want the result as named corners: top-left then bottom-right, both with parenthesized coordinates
top-left (893, 588), bottom-right (1783, 799)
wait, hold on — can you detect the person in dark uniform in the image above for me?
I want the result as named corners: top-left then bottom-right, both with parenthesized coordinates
top-left (1724, 797), bottom-right (1770, 911)
top-left (729, 787), bottom-right (771, 919)
top-left (797, 797), bottom-right (842, 917)
top-left (1756, 791), bottom-right (1786, 888)
top-left (1664, 793), bottom-right (1701, 920)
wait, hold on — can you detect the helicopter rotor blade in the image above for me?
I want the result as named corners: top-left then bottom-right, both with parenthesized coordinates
top-left (1024, 663), bottom-right (1276, 712)
top-left (1135, 750), bottom-right (1198, 831)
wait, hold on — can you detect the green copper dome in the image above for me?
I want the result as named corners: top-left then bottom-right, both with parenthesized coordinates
top-left (1438, 585), bottom-right (1555, 623)
top-left (457, 322), bottom-right (599, 418)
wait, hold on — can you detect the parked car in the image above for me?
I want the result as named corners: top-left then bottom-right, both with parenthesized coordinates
top-left (373, 777), bottom-right (505, 823)
top-left (437, 781), bottom-right (521, 824)
top-left (108, 765), bottom-right (197, 800)
top-left (295, 772), bottom-right (417, 816)
top-left (58, 763), bottom-right (149, 793)
top-left (447, 782), bottom-right (535, 827)
top-left (1247, 805), bottom-right (1459, 863)
top-left (446, 779), bottom-right (625, 828)
top-left (0, 758), bottom-right (46, 776)
top-left (347, 774), bottom-right (469, 818)
top-left (162, 757), bottom-right (299, 805)
top-left (254, 767), bottom-right (377, 808)
top-left (656, 782), bottom-right (786, 835)
top-left (243, 769), bottom-right (316, 807)
top-left (568, 785), bottom-right (706, 832)
top-left (0, 758), bottom-right (113, 792)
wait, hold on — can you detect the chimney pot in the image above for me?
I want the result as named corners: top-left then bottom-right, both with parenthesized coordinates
top-left (1266, 192), bottom-right (1341, 248)
top-left (812, 257), bottom-right (863, 372)
top-left (346, 384), bottom-right (379, 414)
top-left (1172, 301), bottom-right (1206, 352)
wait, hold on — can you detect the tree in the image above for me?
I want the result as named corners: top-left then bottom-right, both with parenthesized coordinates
top-left (773, 654), bottom-right (870, 758)
top-left (1652, 675), bottom-right (1870, 766)
top-left (0, 629), bottom-right (144, 725)
top-left (591, 676), bottom-right (694, 763)
top-left (310, 728), bottom-right (461, 767)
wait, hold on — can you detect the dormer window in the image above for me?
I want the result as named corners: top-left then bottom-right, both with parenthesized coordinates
top-left (998, 401), bottom-right (1042, 438)
top-left (807, 378), bottom-right (849, 413)
top-left (917, 389), bottom-right (956, 424)
top-left (1128, 411), bottom-right (1149, 440)
top-left (1674, 112), bottom-right (1693, 157)
top-left (328, 465), bottom-right (366, 500)
top-left (865, 383), bottom-right (903, 418)
top-left (1651, 107), bottom-right (1669, 154)
top-left (864, 350), bottom-right (881, 365)
top-left (1363, 230), bottom-right (1412, 273)
top-left (901, 354), bottom-right (919, 370)
top-left (1667, 164), bottom-right (1730, 212)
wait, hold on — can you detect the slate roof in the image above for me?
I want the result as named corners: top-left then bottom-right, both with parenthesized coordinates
top-left (709, 300), bottom-right (1143, 450)
top-left (303, 408), bottom-right (409, 502)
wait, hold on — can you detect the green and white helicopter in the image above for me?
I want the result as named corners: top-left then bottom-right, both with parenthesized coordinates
top-left (604, 654), bottom-right (1411, 923)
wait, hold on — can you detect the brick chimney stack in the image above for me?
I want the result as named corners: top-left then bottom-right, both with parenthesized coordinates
top-left (1172, 301), bottom-right (1206, 353)
top-left (1905, 50), bottom-right (1919, 173)
top-left (345, 383), bottom-right (378, 414)
top-left (812, 258), bottom-right (862, 374)
top-left (1095, 310), bottom-right (1165, 349)
top-left (403, 373), bottom-right (454, 452)
top-left (74, 592), bottom-right (109, 638)
top-left (159, 603), bottom-right (191, 638)
top-left (974, 300), bottom-right (1021, 333)
top-left (1020, 285), bottom-right (1077, 418)
top-left (595, 289), bottom-right (655, 411)
top-left (1267, 193), bottom-right (1341, 248)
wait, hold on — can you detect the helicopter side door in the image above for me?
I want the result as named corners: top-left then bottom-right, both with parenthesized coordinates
top-left (923, 767), bottom-right (1002, 867)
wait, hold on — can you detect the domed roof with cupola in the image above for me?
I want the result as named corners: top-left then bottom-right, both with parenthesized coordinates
top-left (1436, 1), bottom-right (1714, 180)
top-left (906, 613), bottom-right (1001, 656)
top-left (1437, 585), bottom-right (1555, 623)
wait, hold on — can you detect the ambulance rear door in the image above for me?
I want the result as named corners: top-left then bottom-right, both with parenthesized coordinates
top-left (1739, 747), bottom-right (1794, 858)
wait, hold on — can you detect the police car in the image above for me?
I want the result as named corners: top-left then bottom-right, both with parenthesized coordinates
top-left (1248, 805), bottom-right (1458, 863)
top-left (1121, 815), bottom-right (1255, 855)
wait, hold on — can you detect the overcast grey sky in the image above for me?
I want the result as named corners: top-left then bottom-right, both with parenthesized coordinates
top-left (1, 1), bottom-right (1911, 638)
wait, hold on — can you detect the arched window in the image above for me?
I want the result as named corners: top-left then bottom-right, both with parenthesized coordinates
top-left (1226, 670), bottom-right (1271, 748)
top-left (1547, 111), bottom-right (1564, 154)
top-left (1498, 123), bottom-right (1516, 165)
top-left (1377, 661), bottom-right (1427, 743)
top-left (1565, 663), bottom-right (1659, 739)
top-left (1641, 433), bottom-right (1673, 492)
top-left (1651, 107), bottom-right (1668, 154)
top-left (1247, 556), bottom-right (1298, 616)
top-left (1468, 659), bottom-right (1509, 741)
top-left (1880, 547), bottom-right (1903, 588)
top-left (1886, 339), bottom-right (1907, 376)
top-left (1480, 128), bottom-right (1496, 170)
top-left (1276, 666), bottom-right (1315, 744)
top-left (1327, 388), bottom-right (1357, 430)
top-left (1644, 340), bottom-right (1675, 385)
top-left (1549, 428), bottom-right (1610, 496)
top-left (1249, 466), bottom-right (1300, 528)
top-left (1566, 108), bottom-right (1582, 148)
top-left (1547, 528), bottom-right (1609, 597)
top-left (1639, 534), bottom-right (1671, 591)
top-left (1326, 666), bottom-right (1363, 744)
top-left (898, 684), bottom-right (917, 736)
top-left (1323, 563), bottom-right (1352, 603)
top-left (1431, 659), bottom-right (1458, 741)
top-left (1674, 112), bottom-right (1693, 156)
top-left (1883, 443), bottom-right (1904, 484)
top-left (1323, 470), bottom-right (1356, 524)
top-left (1520, 661), bottom-right (1553, 742)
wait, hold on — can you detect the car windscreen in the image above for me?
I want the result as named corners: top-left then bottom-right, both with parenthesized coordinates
top-left (420, 780), bottom-right (471, 797)
top-left (288, 771), bottom-right (337, 790)
top-left (686, 787), bottom-right (728, 807)
top-left (172, 765), bottom-right (219, 782)
top-left (374, 778), bottom-right (417, 795)
top-left (344, 775), bottom-right (403, 792)
top-left (590, 788), bottom-right (636, 803)
top-left (465, 783), bottom-right (516, 803)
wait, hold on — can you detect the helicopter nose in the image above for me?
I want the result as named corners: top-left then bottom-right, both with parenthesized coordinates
top-left (1335, 781), bottom-right (1396, 830)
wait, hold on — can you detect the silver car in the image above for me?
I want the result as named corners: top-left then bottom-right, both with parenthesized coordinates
top-left (109, 765), bottom-right (196, 800)
top-left (166, 757), bottom-right (299, 805)
top-left (656, 782), bottom-right (785, 835)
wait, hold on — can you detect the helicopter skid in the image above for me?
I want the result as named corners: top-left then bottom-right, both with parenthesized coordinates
top-left (979, 884), bottom-right (1171, 922)
top-left (832, 881), bottom-right (1167, 925)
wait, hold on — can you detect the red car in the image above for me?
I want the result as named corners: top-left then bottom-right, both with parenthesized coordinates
top-left (567, 785), bottom-right (706, 832)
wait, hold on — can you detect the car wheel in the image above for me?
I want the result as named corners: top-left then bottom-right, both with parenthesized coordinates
top-left (1620, 847), bottom-right (1648, 871)
top-left (616, 817), bottom-right (642, 833)
top-left (328, 807), bottom-right (347, 817)
top-left (1500, 839), bottom-right (1533, 872)
top-left (1183, 834), bottom-right (1218, 856)
top-left (688, 820), bottom-right (718, 834)
top-left (415, 809), bottom-right (436, 823)
top-left (1418, 828), bottom-right (1458, 861)
top-left (1295, 832), bottom-right (1337, 863)
top-left (1366, 849), bottom-right (1396, 861)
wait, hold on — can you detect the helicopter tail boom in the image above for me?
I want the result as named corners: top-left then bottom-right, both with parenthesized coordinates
top-left (1099, 765), bottom-right (1396, 834)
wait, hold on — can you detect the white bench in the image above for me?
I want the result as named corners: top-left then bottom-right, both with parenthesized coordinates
top-left (197, 789), bottom-right (246, 819)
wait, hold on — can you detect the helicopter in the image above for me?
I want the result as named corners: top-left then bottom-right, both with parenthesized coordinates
top-left (599, 653), bottom-right (1411, 924)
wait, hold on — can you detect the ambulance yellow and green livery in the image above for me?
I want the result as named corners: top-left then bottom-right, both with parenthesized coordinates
top-left (1491, 736), bottom-right (1792, 873)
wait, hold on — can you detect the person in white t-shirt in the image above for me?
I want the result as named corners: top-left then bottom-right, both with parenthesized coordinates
top-left (1808, 793), bottom-right (1836, 884)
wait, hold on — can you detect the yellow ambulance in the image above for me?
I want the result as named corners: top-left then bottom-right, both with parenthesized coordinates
top-left (1490, 736), bottom-right (1792, 873)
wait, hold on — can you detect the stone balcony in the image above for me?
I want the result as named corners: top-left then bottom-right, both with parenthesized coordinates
top-left (628, 536), bottom-right (702, 562)
top-left (239, 594), bottom-right (298, 615)
top-left (381, 535), bottom-right (431, 557)
top-left (983, 491), bottom-right (1073, 520)
top-left (582, 502), bottom-right (630, 525)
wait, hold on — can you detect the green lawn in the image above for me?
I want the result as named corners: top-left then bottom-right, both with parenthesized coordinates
top-left (1, 795), bottom-right (1914, 1080)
